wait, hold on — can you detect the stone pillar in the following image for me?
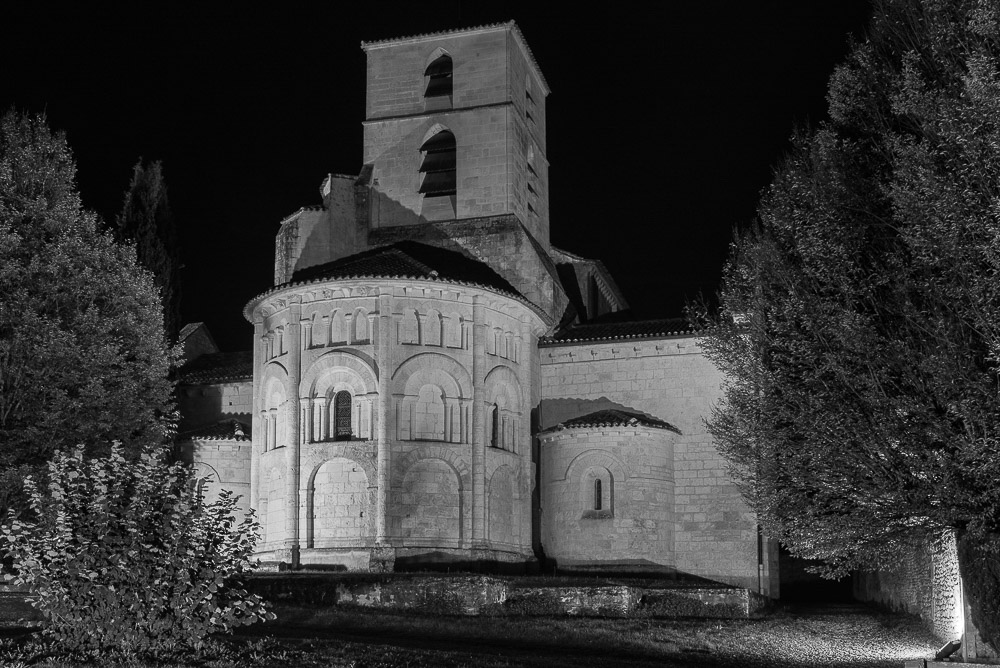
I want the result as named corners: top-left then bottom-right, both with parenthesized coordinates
top-left (518, 316), bottom-right (535, 554)
top-left (471, 296), bottom-right (487, 547)
top-left (250, 320), bottom-right (264, 516)
top-left (318, 402), bottom-right (327, 442)
top-left (375, 293), bottom-right (392, 543)
top-left (285, 303), bottom-right (302, 567)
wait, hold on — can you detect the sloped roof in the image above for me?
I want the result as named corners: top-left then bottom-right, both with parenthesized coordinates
top-left (289, 241), bottom-right (522, 297)
top-left (179, 351), bottom-right (253, 384)
top-left (541, 317), bottom-right (694, 345)
top-left (541, 409), bottom-right (680, 435)
top-left (179, 419), bottom-right (251, 442)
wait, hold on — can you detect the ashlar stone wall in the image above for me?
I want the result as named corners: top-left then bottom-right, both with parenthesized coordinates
top-left (247, 277), bottom-right (545, 567)
top-left (178, 439), bottom-right (252, 520)
top-left (854, 533), bottom-right (969, 646)
top-left (539, 336), bottom-right (765, 590)
top-left (362, 24), bottom-right (550, 241)
top-left (540, 426), bottom-right (675, 568)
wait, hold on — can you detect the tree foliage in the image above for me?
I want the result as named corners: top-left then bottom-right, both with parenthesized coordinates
top-left (697, 0), bottom-right (1000, 639)
top-left (0, 111), bottom-right (176, 506)
top-left (116, 159), bottom-right (181, 342)
top-left (1, 443), bottom-right (272, 654)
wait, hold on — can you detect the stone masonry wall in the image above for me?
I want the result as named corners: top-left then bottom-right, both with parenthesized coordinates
top-left (178, 440), bottom-right (252, 519)
top-left (540, 427), bottom-right (674, 568)
top-left (364, 108), bottom-right (511, 224)
top-left (365, 30), bottom-right (508, 120)
top-left (854, 533), bottom-right (965, 644)
top-left (505, 29), bottom-right (549, 248)
top-left (539, 336), bottom-right (762, 589)
top-left (177, 381), bottom-right (252, 434)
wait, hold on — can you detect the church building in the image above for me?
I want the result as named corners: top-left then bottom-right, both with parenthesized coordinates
top-left (177, 22), bottom-right (779, 594)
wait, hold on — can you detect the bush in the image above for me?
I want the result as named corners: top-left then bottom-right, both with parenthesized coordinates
top-left (0, 443), bottom-right (274, 654)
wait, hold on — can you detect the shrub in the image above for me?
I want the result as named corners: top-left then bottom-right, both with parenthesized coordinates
top-left (0, 443), bottom-right (274, 654)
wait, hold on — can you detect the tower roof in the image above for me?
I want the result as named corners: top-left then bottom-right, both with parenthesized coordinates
top-left (289, 241), bottom-right (520, 295)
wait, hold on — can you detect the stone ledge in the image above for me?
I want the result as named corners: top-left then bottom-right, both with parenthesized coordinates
top-left (248, 573), bottom-right (769, 620)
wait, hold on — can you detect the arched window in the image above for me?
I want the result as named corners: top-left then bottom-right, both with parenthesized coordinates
top-left (334, 390), bottom-right (352, 441)
top-left (594, 479), bottom-right (602, 510)
top-left (490, 403), bottom-right (499, 448)
top-left (424, 54), bottom-right (453, 99)
top-left (419, 130), bottom-right (456, 198)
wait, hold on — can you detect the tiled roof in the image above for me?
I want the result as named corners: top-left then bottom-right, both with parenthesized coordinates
top-left (541, 409), bottom-right (680, 435)
top-left (288, 241), bottom-right (522, 298)
top-left (541, 317), bottom-right (694, 345)
top-left (360, 21), bottom-right (550, 93)
top-left (179, 351), bottom-right (253, 384)
top-left (179, 419), bottom-right (251, 442)
top-left (178, 322), bottom-right (202, 341)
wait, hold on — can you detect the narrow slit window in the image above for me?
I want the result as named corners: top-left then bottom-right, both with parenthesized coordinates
top-left (334, 390), bottom-right (352, 440)
top-left (594, 479), bottom-right (602, 510)
top-left (490, 404), bottom-right (499, 448)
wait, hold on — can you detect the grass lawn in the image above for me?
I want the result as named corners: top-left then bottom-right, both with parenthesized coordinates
top-left (1, 603), bottom-right (941, 667)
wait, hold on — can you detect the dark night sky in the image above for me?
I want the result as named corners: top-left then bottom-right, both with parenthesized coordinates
top-left (2, 3), bottom-right (872, 351)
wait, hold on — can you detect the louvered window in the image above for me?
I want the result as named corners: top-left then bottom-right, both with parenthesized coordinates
top-left (334, 390), bottom-right (352, 441)
top-left (419, 130), bottom-right (456, 196)
top-left (425, 54), bottom-right (453, 98)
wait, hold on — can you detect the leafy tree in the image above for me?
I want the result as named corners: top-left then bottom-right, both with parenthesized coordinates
top-left (0, 111), bottom-right (176, 517)
top-left (697, 0), bottom-right (1000, 643)
top-left (2, 442), bottom-right (272, 655)
top-left (116, 159), bottom-right (181, 342)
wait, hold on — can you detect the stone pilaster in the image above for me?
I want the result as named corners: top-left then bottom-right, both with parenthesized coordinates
top-left (471, 296), bottom-right (486, 546)
top-left (286, 302), bottom-right (302, 567)
top-left (375, 292), bottom-right (392, 544)
top-left (250, 320), bottom-right (264, 515)
top-left (518, 316), bottom-right (534, 554)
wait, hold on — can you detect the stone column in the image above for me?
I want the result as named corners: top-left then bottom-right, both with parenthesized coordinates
top-left (471, 296), bottom-right (487, 547)
top-left (318, 402), bottom-right (327, 442)
top-left (285, 303), bottom-right (302, 567)
top-left (303, 319), bottom-right (313, 352)
top-left (250, 320), bottom-right (264, 516)
top-left (302, 397), bottom-right (313, 444)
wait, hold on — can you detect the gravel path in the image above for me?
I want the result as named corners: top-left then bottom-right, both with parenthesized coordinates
top-left (663, 603), bottom-right (941, 667)
top-left (246, 602), bottom-right (943, 668)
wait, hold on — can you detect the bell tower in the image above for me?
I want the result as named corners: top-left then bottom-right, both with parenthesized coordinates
top-left (361, 22), bottom-right (551, 249)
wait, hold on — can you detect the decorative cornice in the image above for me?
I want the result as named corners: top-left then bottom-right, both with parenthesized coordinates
top-left (244, 276), bottom-right (548, 327)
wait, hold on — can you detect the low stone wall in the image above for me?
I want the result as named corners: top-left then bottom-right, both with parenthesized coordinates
top-left (854, 532), bottom-right (996, 661)
top-left (854, 534), bottom-right (962, 642)
top-left (248, 574), bottom-right (769, 619)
